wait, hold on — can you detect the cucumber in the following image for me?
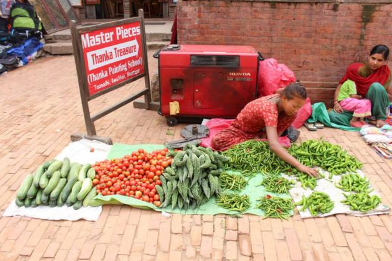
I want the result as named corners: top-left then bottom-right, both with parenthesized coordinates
top-left (43, 171), bottom-right (61, 195)
top-left (87, 168), bottom-right (96, 180)
top-left (26, 182), bottom-right (38, 199)
top-left (24, 197), bottom-right (33, 207)
top-left (77, 178), bottom-right (93, 201)
top-left (49, 199), bottom-right (57, 207)
top-left (15, 197), bottom-right (25, 207)
top-left (17, 174), bottom-right (34, 200)
top-left (60, 177), bottom-right (78, 202)
top-left (70, 181), bottom-right (82, 204)
top-left (57, 192), bottom-right (65, 207)
top-left (46, 160), bottom-right (62, 178)
top-left (41, 191), bottom-right (49, 204)
top-left (60, 158), bottom-right (71, 178)
top-left (33, 165), bottom-right (45, 187)
top-left (36, 190), bottom-right (42, 205)
top-left (65, 194), bottom-right (73, 207)
top-left (42, 159), bottom-right (55, 170)
top-left (73, 200), bottom-right (83, 210)
top-left (83, 187), bottom-right (97, 207)
top-left (31, 198), bottom-right (38, 208)
top-left (78, 164), bottom-right (91, 182)
top-left (68, 163), bottom-right (81, 180)
top-left (50, 178), bottom-right (67, 201)
top-left (39, 171), bottom-right (49, 189)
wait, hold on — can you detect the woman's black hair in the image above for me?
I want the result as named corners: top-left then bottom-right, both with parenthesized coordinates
top-left (282, 82), bottom-right (307, 100)
top-left (370, 44), bottom-right (389, 60)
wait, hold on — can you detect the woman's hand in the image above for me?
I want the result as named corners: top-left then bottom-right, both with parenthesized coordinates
top-left (333, 102), bottom-right (343, 113)
top-left (297, 164), bottom-right (319, 177)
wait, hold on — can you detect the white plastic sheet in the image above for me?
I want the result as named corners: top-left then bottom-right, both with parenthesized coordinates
top-left (287, 170), bottom-right (390, 218)
top-left (3, 139), bottom-right (111, 221)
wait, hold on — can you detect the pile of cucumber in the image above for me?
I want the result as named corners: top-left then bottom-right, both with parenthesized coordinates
top-left (15, 158), bottom-right (97, 210)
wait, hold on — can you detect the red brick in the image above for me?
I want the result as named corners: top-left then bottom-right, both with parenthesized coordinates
top-left (200, 236), bottom-right (213, 258)
top-left (118, 224), bottom-right (136, 255)
top-left (158, 221), bottom-right (171, 252)
top-left (250, 222), bottom-right (263, 255)
top-left (262, 232), bottom-right (277, 261)
top-left (325, 217), bottom-right (347, 247)
top-left (238, 216), bottom-right (250, 234)
top-left (202, 222), bottom-right (214, 236)
top-left (190, 226), bottom-right (202, 246)
top-left (43, 242), bottom-right (60, 258)
top-left (144, 230), bottom-right (159, 256)
top-left (226, 241), bottom-right (238, 260)
top-left (239, 235), bottom-right (252, 256)
top-left (345, 233), bottom-right (368, 261)
top-left (171, 214), bottom-right (182, 234)
top-left (170, 234), bottom-right (183, 251)
top-left (284, 228), bottom-right (303, 261)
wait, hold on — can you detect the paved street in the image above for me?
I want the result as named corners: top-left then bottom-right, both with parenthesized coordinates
top-left (1, 52), bottom-right (392, 261)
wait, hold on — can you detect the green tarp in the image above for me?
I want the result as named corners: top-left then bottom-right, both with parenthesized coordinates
top-left (89, 143), bottom-right (293, 216)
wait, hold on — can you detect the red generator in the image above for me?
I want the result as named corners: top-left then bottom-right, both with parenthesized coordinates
top-left (156, 45), bottom-right (263, 126)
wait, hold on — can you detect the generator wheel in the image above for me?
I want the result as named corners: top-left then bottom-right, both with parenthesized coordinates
top-left (166, 117), bottom-right (178, 126)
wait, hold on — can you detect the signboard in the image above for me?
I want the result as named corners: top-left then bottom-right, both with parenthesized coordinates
top-left (81, 22), bottom-right (144, 96)
top-left (68, 0), bottom-right (82, 7)
top-left (70, 11), bottom-right (151, 137)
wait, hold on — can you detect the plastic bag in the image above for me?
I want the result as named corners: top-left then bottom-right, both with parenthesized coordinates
top-left (257, 58), bottom-right (296, 97)
top-left (359, 126), bottom-right (383, 136)
top-left (291, 98), bottom-right (312, 129)
top-left (363, 134), bottom-right (392, 144)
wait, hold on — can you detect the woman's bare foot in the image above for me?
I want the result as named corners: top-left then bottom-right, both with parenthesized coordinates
top-left (376, 119), bottom-right (388, 128)
top-left (369, 119), bottom-right (388, 127)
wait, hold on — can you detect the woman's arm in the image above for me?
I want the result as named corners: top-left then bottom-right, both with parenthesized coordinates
top-left (266, 126), bottom-right (318, 177)
top-left (333, 84), bottom-right (344, 113)
top-left (350, 94), bottom-right (362, 99)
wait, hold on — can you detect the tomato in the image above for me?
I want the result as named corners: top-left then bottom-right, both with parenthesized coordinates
top-left (147, 172), bottom-right (154, 179)
top-left (154, 194), bottom-right (160, 201)
top-left (153, 201), bottom-right (161, 207)
top-left (142, 195), bottom-right (149, 202)
top-left (135, 191), bottom-right (142, 199)
top-left (156, 180), bottom-right (162, 186)
top-left (148, 184), bottom-right (155, 190)
top-left (148, 191), bottom-right (155, 198)
top-left (93, 179), bottom-right (99, 185)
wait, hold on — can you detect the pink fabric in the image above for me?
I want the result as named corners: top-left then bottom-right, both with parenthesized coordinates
top-left (339, 98), bottom-right (372, 118)
top-left (200, 118), bottom-right (291, 151)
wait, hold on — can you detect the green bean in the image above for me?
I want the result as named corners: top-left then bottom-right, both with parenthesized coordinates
top-left (336, 173), bottom-right (371, 193)
top-left (216, 191), bottom-right (250, 213)
top-left (256, 195), bottom-right (294, 220)
top-left (260, 175), bottom-right (295, 194)
top-left (295, 192), bottom-right (334, 216)
top-left (219, 172), bottom-right (248, 191)
top-left (341, 193), bottom-right (381, 212)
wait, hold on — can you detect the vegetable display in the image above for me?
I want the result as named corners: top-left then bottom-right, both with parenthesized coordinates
top-left (216, 191), bottom-right (251, 213)
top-left (295, 192), bottom-right (334, 216)
top-left (219, 172), bottom-right (247, 191)
top-left (256, 194), bottom-right (294, 220)
top-left (260, 175), bottom-right (294, 194)
top-left (156, 145), bottom-right (229, 210)
top-left (341, 193), bottom-right (381, 212)
top-left (92, 148), bottom-right (172, 207)
top-left (336, 173), bottom-right (371, 193)
top-left (15, 158), bottom-right (96, 209)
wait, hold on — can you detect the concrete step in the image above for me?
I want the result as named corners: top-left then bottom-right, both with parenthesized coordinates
top-left (43, 41), bottom-right (73, 55)
top-left (146, 33), bottom-right (171, 42)
top-left (43, 40), bottom-right (169, 55)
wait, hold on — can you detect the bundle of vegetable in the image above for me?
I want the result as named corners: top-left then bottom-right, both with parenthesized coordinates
top-left (289, 139), bottom-right (362, 176)
top-left (295, 192), bottom-right (334, 216)
top-left (222, 140), bottom-right (290, 174)
top-left (256, 194), bottom-right (294, 220)
top-left (260, 175), bottom-right (295, 194)
top-left (157, 145), bottom-right (229, 210)
top-left (336, 173), bottom-right (371, 193)
top-left (341, 193), bottom-right (381, 212)
top-left (219, 172), bottom-right (247, 191)
top-left (92, 148), bottom-right (172, 207)
top-left (15, 158), bottom-right (96, 210)
top-left (216, 191), bottom-right (251, 213)
top-left (290, 169), bottom-right (324, 190)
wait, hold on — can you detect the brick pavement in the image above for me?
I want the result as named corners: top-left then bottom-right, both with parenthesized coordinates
top-left (1, 53), bottom-right (392, 261)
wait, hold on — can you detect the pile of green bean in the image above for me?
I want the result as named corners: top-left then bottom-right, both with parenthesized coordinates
top-left (336, 173), bottom-right (371, 193)
top-left (289, 139), bottom-right (362, 176)
top-left (295, 192), bottom-right (334, 216)
top-left (219, 172), bottom-right (247, 191)
top-left (216, 191), bottom-right (250, 213)
top-left (222, 140), bottom-right (290, 174)
top-left (289, 169), bottom-right (324, 190)
top-left (256, 195), bottom-right (294, 220)
top-left (261, 175), bottom-right (295, 194)
top-left (341, 193), bottom-right (381, 212)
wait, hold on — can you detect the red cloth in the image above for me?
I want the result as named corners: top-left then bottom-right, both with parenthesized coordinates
top-left (339, 63), bottom-right (391, 97)
top-left (211, 95), bottom-right (295, 151)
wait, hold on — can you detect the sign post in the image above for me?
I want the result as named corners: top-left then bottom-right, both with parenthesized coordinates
top-left (70, 9), bottom-right (151, 144)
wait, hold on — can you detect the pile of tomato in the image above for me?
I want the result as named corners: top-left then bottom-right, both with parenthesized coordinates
top-left (91, 148), bottom-right (172, 207)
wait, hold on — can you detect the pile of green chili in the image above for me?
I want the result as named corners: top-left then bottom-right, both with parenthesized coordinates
top-left (256, 195), bottom-right (294, 220)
